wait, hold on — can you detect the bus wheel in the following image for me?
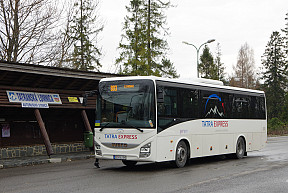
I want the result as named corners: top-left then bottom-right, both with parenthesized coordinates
top-left (235, 137), bottom-right (245, 159)
top-left (122, 160), bottom-right (137, 167)
top-left (174, 141), bottom-right (188, 168)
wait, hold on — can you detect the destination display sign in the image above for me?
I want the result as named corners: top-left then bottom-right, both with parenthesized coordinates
top-left (110, 84), bottom-right (140, 92)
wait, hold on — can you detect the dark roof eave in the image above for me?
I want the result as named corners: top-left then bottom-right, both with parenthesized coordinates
top-left (0, 61), bottom-right (120, 80)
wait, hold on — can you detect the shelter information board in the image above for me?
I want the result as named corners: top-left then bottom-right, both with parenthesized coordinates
top-left (6, 91), bottom-right (62, 108)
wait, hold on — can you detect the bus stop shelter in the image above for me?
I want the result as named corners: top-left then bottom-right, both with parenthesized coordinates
top-left (0, 61), bottom-right (117, 159)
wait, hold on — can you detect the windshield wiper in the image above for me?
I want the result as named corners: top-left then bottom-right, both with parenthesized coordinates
top-left (100, 121), bottom-right (144, 133)
top-left (99, 122), bottom-right (111, 132)
top-left (121, 121), bottom-right (143, 133)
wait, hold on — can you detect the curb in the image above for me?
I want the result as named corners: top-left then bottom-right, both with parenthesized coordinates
top-left (47, 158), bottom-right (62, 163)
top-left (1, 159), bottom-right (49, 169)
top-left (0, 154), bottom-right (95, 169)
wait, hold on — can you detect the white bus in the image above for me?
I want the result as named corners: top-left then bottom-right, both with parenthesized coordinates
top-left (93, 76), bottom-right (267, 168)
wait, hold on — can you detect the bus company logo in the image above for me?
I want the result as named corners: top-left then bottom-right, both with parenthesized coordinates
top-left (117, 129), bottom-right (124, 133)
top-left (204, 94), bottom-right (225, 117)
top-left (202, 120), bottom-right (229, 128)
top-left (104, 134), bottom-right (138, 139)
top-left (112, 143), bottom-right (128, 148)
top-left (104, 134), bottom-right (118, 139)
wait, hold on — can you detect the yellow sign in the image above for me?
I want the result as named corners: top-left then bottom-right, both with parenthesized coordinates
top-left (68, 97), bottom-right (79, 102)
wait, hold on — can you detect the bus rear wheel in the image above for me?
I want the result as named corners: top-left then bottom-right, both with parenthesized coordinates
top-left (235, 137), bottom-right (246, 159)
top-left (173, 141), bottom-right (188, 168)
top-left (122, 160), bottom-right (137, 167)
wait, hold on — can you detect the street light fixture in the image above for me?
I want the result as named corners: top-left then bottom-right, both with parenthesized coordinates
top-left (182, 39), bottom-right (215, 78)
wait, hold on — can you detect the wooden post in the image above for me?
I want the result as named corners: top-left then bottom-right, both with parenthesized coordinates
top-left (34, 109), bottom-right (54, 156)
top-left (81, 110), bottom-right (92, 132)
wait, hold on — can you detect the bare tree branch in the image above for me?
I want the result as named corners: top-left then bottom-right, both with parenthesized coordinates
top-left (0, 0), bottom-right (61, 63)
top-left (231, 42), bottom-right (257, 89)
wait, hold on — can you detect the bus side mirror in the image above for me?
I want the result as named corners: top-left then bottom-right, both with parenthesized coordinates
top-left (82, 96), bottom-right (88, 106)
top-left (82, 90), bottom-right (99, 106)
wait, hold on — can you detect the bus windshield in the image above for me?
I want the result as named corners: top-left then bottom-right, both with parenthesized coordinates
top-left (98, 79), bottom-right (155, 129)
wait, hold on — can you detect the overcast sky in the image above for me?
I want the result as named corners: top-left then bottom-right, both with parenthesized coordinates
top-left (99, 0), bottom-right (288, 78)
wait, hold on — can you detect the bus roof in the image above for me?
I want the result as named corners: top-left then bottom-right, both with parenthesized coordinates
top-left (99, 76), bottom-right (265, 95)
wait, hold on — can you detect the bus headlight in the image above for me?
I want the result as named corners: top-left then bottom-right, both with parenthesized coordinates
top-left (140, 143), bottom-right (151, 158)
top-left (95, 141), bottom-right (102, 156)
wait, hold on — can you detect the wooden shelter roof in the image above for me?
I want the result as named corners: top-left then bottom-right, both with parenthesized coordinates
top-left (0, 61), bottom-right (118, 91)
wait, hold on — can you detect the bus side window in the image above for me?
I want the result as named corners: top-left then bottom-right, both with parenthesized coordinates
top-left (219, 92), bottom-right (232, 118)
top-left (251, 96), bottom-right (257, 119)
top-left (232, 96), bottom-right (249, 119)
top-left (163, 88), bottom-right (177, 116)
top-left (157, 87), bottom-right (177, 132)
top-left (233, 97), bottom-right (243, 118)
top-left (257, 96), bottom-right (266, 119)
top-left (179, 88), bottom-right (199, 118)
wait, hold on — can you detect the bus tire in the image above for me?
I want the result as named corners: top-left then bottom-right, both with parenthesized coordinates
top-left (174, 140), bottom-right (188, 168)
top-left (235, 137), bottom-right (246, 159)
top-left (122, 160), bottom-right (137, 167)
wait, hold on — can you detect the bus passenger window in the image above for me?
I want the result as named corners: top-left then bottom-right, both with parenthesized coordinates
top-left (258, 97), bottom-right (266, 119)
top-left (180, 89), bottom-right (199, 118)
top-left (157, 87), bottom-right (178, 132)
top-left (157, 88), bottom-right (177, 116)
top-left (233, 97), bottom-right (249, 119)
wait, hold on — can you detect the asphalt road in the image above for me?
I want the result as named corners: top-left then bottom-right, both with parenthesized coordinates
top-left (1, 136), bottom-right (288, 193)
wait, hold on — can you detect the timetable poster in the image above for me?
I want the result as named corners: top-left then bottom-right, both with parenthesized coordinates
top-left (1, 124), bottom-right (10, 138)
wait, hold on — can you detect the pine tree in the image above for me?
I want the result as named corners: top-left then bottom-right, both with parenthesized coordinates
top-left (69, 0), bottom-right (103, 71)
top-left (116, 0), bottom-right (145, 75)
top-left (280, 12), bottom-right (288, 121)
top-left (261, 31), bottom-right (287, 119)
top-left (116, 0), bottom-right (178, 78)
top-left (198, 45), bottom-right (218, 79)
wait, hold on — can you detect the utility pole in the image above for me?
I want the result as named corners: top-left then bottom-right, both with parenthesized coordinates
top-left (147, 0), bottom-right (151, 75)
top-left (80, 0), bottom-right (84, 69)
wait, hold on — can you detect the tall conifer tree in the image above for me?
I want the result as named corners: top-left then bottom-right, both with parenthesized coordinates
top-left (261, 31), bottom-right (287, 119)
top-left (69, 0), bottom-right (103, 71)
top-left (116, 0), bottom-right (178, 78)
top-left (198, 45), bottom-right (217, 79)
top-left (280, 12), bottom-right (288, 121)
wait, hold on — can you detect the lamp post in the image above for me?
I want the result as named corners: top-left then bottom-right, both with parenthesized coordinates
top-left (182, 39), bottom-right (215, 78)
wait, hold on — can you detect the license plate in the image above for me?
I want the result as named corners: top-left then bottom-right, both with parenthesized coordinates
top-left (113, 155), bottom-right (126, 160)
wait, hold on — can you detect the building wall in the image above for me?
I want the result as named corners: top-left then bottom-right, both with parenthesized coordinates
top-left (0, 142), bottom-right (89, 159)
